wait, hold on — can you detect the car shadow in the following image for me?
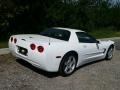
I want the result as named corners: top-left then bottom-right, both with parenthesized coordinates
top-left (16, 59), bottom-right (59, 78)
top-left (16, 58), bottom-right (110, 78)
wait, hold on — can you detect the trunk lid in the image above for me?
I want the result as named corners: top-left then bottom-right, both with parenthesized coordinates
top-left (12, 34), bottom-right (65, 44)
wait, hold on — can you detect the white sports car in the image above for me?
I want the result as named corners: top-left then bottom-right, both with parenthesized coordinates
top-left (9, 27), bottom-right (114, 76)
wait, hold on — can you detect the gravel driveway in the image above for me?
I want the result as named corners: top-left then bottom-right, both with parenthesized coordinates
top-left (0, 40), bottom-right (120, 90)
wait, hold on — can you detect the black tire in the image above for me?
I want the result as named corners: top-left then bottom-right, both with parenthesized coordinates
top-left (105, 46), bottom-right (114, 60)
top-left (59, 53), bottom-right (77, 76)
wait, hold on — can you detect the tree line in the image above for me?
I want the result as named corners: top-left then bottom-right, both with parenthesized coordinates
top-left (0, 0), bottom-right (120, 40)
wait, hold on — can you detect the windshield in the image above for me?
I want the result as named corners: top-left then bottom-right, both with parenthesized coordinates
top-left (39, 28), bottom-right (71, 41)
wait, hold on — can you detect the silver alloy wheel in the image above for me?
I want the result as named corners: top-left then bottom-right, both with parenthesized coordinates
top-left (107, 47), bottom-right (113, 59)
top-left (64, 56), bottom-right (76, 74)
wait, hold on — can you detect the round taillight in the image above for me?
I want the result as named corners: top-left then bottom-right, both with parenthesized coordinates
top-left (14, 38), bottom-right (17, 43)
top-left (30, 44), bottom-right (36, 50)
top-left (11, 37), bottom-right (13, 42)
top-left (37, 46), bottom-right (44, 53)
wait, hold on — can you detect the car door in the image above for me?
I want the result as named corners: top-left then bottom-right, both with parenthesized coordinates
top-left (76, 32), bottom-right (105, 64)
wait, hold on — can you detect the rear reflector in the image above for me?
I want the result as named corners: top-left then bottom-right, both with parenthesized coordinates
top-left (11, 37), bottom-right (13, 42)
top-left (14, 38), bottom-right (17, 43)
top-left (30, 44), bottom-right (36, 50)
top-left (37, 46), bottom-right (44, 53)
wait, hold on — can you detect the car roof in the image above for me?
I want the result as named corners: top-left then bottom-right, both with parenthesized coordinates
top-left (53, 27), bottom-right (85, 33)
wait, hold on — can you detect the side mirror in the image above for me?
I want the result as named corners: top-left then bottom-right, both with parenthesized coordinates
top-left (96, 40), bottom-right (100, 44)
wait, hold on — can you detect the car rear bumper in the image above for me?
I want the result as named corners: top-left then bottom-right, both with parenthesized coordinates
top-left (9, 42), bottom-right (61, 72)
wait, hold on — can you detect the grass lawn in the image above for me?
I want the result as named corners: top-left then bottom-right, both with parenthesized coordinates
top-left (89, 30), bottom-right (120, 39)
top-left (0, 42), bottom-right (8, 49)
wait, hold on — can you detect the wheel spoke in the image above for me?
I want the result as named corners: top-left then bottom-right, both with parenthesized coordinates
top-left (64, 65), bottom-right (70, 73)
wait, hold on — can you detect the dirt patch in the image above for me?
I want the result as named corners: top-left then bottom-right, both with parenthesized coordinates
top-left (115, 39), bottom-right (120, 50)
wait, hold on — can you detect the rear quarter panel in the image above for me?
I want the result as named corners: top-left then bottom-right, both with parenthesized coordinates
top-left (44, 41), bottom-right (81, 69)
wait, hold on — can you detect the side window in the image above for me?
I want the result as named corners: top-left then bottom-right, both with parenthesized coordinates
top-left (76, 32), bottom-right (97, 43)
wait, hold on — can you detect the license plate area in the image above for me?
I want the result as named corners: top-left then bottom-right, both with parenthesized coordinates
top-left (17, 46), bottom-right (28, 56)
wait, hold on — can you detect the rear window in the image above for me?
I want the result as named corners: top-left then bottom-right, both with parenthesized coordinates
top-left (39, 28), bottom-right (71, 41)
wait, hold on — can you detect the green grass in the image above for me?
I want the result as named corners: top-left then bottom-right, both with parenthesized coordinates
top-left (0, 42), bottom-right (8, 48)
top-left (89, 28), bottom-right (120, 39)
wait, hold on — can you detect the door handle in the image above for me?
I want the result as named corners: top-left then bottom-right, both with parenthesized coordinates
top-left (96, 43), bottom-right (99, 49)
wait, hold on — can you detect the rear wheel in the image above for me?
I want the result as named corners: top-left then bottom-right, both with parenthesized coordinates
top-left (106, 46), bottom-right (114, 60)
top-left (59, 53), bottom-right (77, 76)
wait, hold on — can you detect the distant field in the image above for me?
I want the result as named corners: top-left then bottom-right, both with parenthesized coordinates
top-left (89, 29), bottom-right (120, 39)
top-left (0, 42), bottom-right (8, 48)
top-left (0, 29), bottom-right (120, 48)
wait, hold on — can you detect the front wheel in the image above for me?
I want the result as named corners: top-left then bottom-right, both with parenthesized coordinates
top-left (106, 46), bottom-right (114, 60)
top-left (59, 53), bottom-right (77, 76)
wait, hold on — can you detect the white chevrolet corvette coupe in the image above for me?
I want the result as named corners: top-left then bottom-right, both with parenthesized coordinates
top-left (9, 27), bottom-right (115, 76)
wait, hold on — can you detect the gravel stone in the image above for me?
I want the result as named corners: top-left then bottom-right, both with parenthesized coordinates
top-left (0, 40), bottom-right (120, 90)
